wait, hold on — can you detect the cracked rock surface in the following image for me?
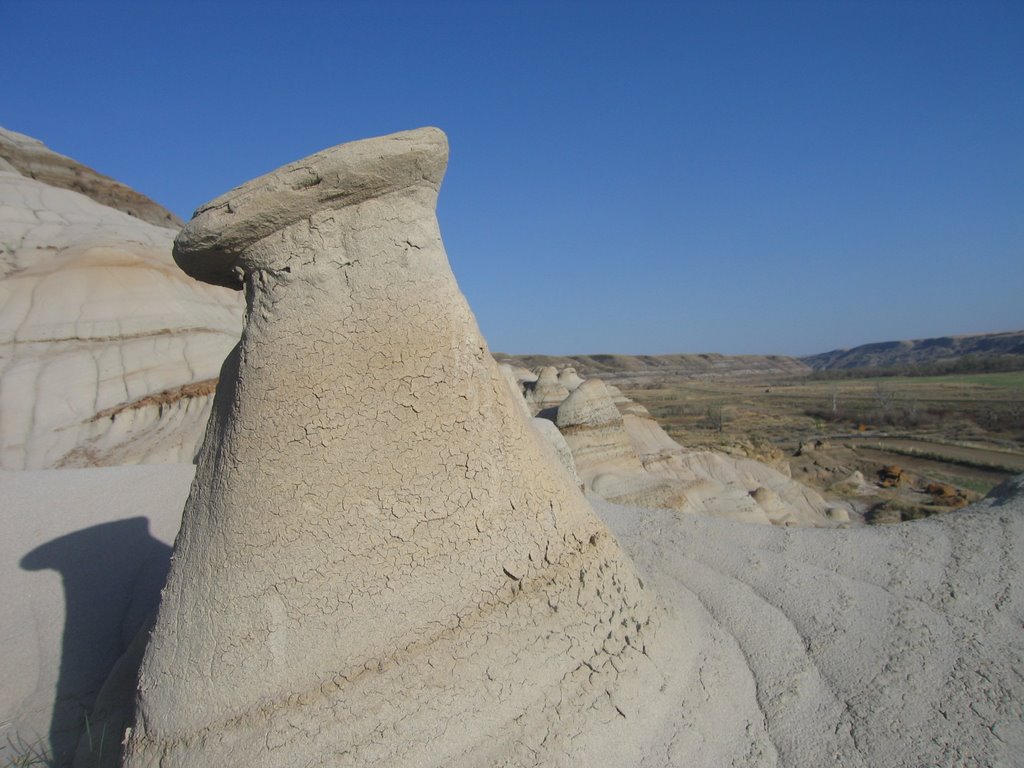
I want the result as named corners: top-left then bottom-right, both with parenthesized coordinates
top-left (8, 467), bottom-right (1022, 768)
top-left (122, 128), bottom-right (673, 767)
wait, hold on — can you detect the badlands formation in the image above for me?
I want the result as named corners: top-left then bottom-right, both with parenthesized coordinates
top-left (0, 127), bottom-right (243, 469)
top-left (0, 127), bottom-right (1021, 767)
top-left (0, 128), bottom-right (183, 229)
top-left (120, 128), bottom-right (668, 767)
top-left (518, 369), bottom-right (851, 526)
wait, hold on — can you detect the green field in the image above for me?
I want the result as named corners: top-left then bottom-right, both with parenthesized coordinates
top-left (902, 371), bottom-right (1024, 389)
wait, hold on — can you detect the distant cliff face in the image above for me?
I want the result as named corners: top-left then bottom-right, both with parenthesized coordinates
top-left (802, 330), bottom-right (1024, 370)
top-left (494, 352), bottom-right (811, 383)
top-left (0, 127), bottom-right (183, 229)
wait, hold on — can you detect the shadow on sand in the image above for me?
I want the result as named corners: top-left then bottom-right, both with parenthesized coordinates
top-left (20, 517), bottom-right (171, 766)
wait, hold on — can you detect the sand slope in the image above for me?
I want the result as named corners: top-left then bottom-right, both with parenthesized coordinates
top-left (0, 465), bottom-right (190, 766)
top-left (596, 479), bottom-right (1024, 767)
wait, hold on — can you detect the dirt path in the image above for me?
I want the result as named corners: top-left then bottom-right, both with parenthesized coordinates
top-left (848, 446), bottom-right (1014, 490)
top-left (845, 437), bottom-right (1024, 473)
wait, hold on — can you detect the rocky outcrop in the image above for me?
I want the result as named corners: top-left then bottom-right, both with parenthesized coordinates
top-left (121, 129), bottom-right (666, 768)
top-left (523, 365), bottom-right (570, 415)
top-left (0, 155), bottom-right (243, 469)
top-left (530, 416), bottom-right (583, 489)
top-left (556, 382), bottom-right (649, 484)
top-left (557, 366), bottom-right (584, 391)
top-left (555, 379), bottom-right (670, 507)
top-left (499, 365), bottom-right (582, 489)
top-left (556, 378), bottom-right (622, 429)
top-left (3, 123), bottom-right (1018, 768)
top-left (0, 127), bottom-right (183, 228)
top-left (542, 369), bottom-right (847, 525)
top-left (9, 468), bottom-right (1022, 768)
top-left (503, 363), bottom-right (537, 387)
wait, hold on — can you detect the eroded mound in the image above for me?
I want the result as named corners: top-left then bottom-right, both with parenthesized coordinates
top-left (120, 129), bottom-right (669, 768)
top-left (0, 140), bottom-right (242, 469)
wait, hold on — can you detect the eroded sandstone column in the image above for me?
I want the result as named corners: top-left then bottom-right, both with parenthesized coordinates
top-left (525, 365), bottom-right (569, 415)
top-left (123, 128), bottom-right (661, 767)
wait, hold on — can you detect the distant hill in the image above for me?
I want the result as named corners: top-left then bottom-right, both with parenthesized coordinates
top-left (493, 352), bottom-right (810, 382)
top-left (497, 331), bottom-right (1024, 382)
top-left (802, 331), bottom-right (1024, 370)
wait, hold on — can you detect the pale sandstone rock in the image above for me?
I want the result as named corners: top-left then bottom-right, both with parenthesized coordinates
top-left (0, 165), bottom-right (243, 469)
top-left (618, 399), bottom-right (653, 417)
top-left (588, 378), bottom-right (651, 418)
top-left (544, 373), bottom-right (846, 525)
top-left (122, 129), bottom-right (669, 768)
top-left (3, 126), bottom-right (1015, 768)
top-left (500, 365), bottom-right (582, 488)
top-left (506, 364), bottom-right (537, 387)
top-left (605, 382), bottom-right (631, 404)
top-left (554, 378), bottom-right (710, 512)
top-left (826, 506), bottom-right (851, 523)
top-left (531, 416), bottom-right (583, 489)
top-left (665, 451), bottom-right (843, 526)
top-left (612, 392), bottom-right (851, 525)
top-left (556, 366), bottom-right (584, 391)
top-left (750, 486), bottom-right (789, 521)
top-left (555, 378), bottom-right (622, 429)
top-left (496, 363), bottom-right (536, 404)
top-left (554, 379), bottom-right (658, 505)
top-left (524, 365), bottom-right (569, 415)
top-left (497, 363), bottom-right (532, 419)
top-left (0, 127), bottom-right (183, 228)
top-left (620, 412), bottom-right (682, 458)
top-left (8, 468), bottom-right (1022, 768)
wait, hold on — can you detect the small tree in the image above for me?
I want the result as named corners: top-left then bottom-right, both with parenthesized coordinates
top-left (705, 404), bottom-right (726, 433)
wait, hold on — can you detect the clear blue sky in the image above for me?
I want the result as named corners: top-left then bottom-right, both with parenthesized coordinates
top-left (5, 1), bottom-right (1022, 356)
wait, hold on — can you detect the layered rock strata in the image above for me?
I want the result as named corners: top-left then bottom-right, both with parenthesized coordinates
top-left (0, 148), bottom-right (243, 469)
top-left (0, 127), bottom-right (183, 228)
top-left (123, 129), bottom-right (664, 767)
top-left (556, 379), bottom-right (694, 510)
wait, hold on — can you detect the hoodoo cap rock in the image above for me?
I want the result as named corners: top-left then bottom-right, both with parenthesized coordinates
top-left (173, 127), bottom-right (448, 288)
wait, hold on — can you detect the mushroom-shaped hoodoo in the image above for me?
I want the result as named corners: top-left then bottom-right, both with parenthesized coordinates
top-left (525, 365), bottom-right (570, 415)
top-left (122, 129), bottom-right (664, 768)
